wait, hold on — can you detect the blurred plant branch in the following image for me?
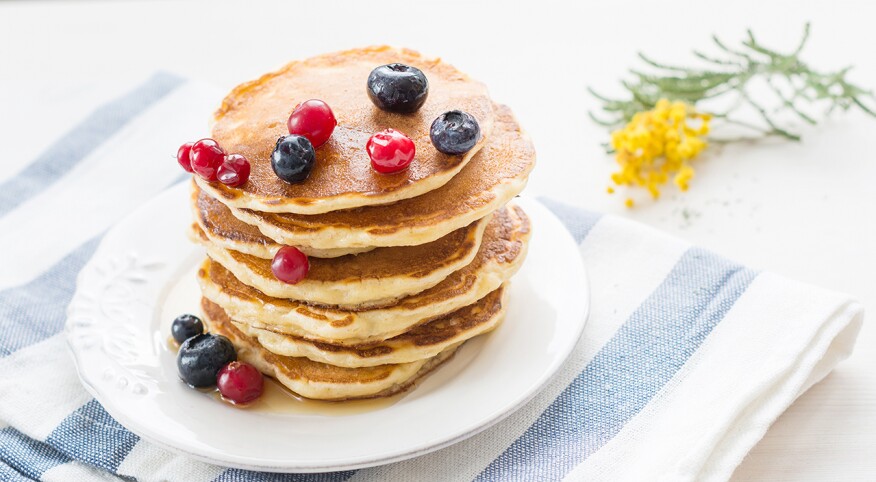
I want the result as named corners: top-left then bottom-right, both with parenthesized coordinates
top-left (589, 23), bottom-right (876, 144)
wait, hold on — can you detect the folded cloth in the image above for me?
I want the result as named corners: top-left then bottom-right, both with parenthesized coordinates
top-left (0, 74), bottom-right (863, 482)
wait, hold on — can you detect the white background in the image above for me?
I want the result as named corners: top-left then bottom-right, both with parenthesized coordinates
top-left (1, 0), bottom-right (874, 479)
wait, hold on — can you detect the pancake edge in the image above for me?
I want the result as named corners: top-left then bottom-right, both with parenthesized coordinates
top-left (202, 299), bottom-right (462, 400)
top-left (193, 215), bottom-right (491, 308)
top-left (234, 286), bottom-right (508, 367)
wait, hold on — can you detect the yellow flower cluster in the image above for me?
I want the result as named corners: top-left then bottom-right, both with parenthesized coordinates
top-left (609, 99), bottom-right (711, 206)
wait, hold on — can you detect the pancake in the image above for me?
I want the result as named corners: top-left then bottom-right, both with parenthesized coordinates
top-left (234, 286), bottom-right (506, 367)
top-left (197, 204), bottom-right (531, 344)
top-left (191, 181), bottom-right (371, 259)
top-left (202, 298), bottom-right (460, 400)
top-left (226, 104), bottom-right (534, 250)
top-left (190, 211), bottom-right (491, 308)
top-left (198, 46), bottom-right (495, 215)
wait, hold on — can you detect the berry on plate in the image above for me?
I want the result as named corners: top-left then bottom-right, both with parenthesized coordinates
top-left (171, 314), bottom-right (203, 344)
top-left (366, 128), bottom-right (415, 174)
top-left (217, 361), bottom-right (264, 404)
top-left (271, 135), bottom-right (316, 184)
top-left (367, 63), bottom-right (429, 113)
top-left (217, 153), bottom-right (251, 187)
top-left (287, 99), bottom-right (337, 148)
top-left (177, 334), bottom-right (236, 388)
top-left (271, 246), bottom-right (309, 284)
top-left (190, 138), bottom-right (226, 181)
top-left (430, 110), bottom-right (480, 155)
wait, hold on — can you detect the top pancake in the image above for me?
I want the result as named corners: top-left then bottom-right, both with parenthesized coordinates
top-left (199, 46), bottom-right (494, 215)
top-left (226, 104), bottom-right (535, 250)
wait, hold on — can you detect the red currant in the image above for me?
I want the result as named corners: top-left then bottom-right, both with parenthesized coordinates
top-left (217, 154), bottom-right (251, 187)
top-left (217, 361), bottom-right (264, 404)
top-left (190, 138), bottom-right (226, 181)
top-left (177, 142), bottom-right (194, 173)
top-left (271, 246), bottom-right (309, 284)
top-left (366, 129), bottom-right (415, 174)
top-left (287, 99), bottom-right (337, 148)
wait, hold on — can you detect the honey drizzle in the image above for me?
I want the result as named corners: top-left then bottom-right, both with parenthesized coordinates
top-left (220, 378), bottom-right (403, 415)
top-left (169, 334), bottom-right (401, 415)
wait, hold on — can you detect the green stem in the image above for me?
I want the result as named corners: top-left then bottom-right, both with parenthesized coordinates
top-left (853, 96), bottom-right (876, 117)
top-left (636, 52), bottom-right (690, 72)
top-left (588, 110), bottom-right (620, 127)
top-left (709, 113), bottom-right (774, 135)
top-left (737, 89), bottom-right (802, 140)
top-left (766, 76), bottom-right (817, 124)
top-left (693, 49), bottom-right (742, 67)
top-left (709, 136), bottom-right (768, 145)
top-left (793, 23), bottom-right (812, 56)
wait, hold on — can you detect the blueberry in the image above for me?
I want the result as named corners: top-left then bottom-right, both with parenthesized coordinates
top-left (429, 110), bottom-right (481, 155)
top-left (367, 63), bottom-right (429, 114)
top-left (171, 314), bottom-right (203, 344)
top-left (177, 334), bottom-right (236, 388)
top-left (271, 135), bottom-right (315, 184)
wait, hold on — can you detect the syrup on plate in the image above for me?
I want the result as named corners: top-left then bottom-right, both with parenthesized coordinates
top-left (168, 335), bottom-right (403, 415)
top-left (217, 378), bottom-right (403, 416)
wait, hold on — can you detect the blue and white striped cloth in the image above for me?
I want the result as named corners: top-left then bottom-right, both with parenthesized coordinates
top-left (0, 74), bottom-right (864, 482)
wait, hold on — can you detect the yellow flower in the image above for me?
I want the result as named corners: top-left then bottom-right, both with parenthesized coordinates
top-left (674, 164), bottom-right (695, 191)
top-left (609, 98), bottom-right (710, 206)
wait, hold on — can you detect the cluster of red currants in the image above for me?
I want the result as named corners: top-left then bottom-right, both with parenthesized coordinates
top-left (177, 139), bottom-right (251, 188)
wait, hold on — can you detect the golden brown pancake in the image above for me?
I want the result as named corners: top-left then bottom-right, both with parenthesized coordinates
top-left (202, 298), bottom-right (460, 400)
top-left (225, 104), bottom-right (535, 250)
top-left (189, 211), bottom-right (491, 308)
top-left (197, 204), bottom-right (531, 344)
top-left (234, 286), bottom-right (506, 368)
top-left (198, 46), bottom-right (494, 214)
top-left (191, 181), bottom-right (371, 259)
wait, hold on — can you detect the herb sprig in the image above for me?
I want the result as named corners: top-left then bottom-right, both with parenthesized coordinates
top-left (589, 23), bottom-right (876, 144)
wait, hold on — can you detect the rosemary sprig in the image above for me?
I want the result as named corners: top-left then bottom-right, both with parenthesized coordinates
top-left (589, 23), bottom-right (876, 142)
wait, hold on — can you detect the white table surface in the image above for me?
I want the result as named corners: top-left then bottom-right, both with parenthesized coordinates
top-left (2, 0), bottom-right (873, 479)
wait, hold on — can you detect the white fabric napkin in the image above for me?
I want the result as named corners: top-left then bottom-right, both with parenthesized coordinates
top-left (0, 73), bottom-right (863, 481)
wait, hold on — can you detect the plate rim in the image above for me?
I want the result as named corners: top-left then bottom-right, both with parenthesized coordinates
top-left (65, 183), bottom-right (589, 473)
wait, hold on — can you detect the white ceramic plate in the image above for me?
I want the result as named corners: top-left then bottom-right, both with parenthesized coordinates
top-left (65, 182), bottom-right (589, 473)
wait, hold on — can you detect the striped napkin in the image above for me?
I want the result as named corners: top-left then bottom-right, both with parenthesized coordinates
top-left (0, 74), bottom-right (863, 482)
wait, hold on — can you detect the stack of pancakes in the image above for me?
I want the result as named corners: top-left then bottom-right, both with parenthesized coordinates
top-left (189, 47), bottom-right (535, 400)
